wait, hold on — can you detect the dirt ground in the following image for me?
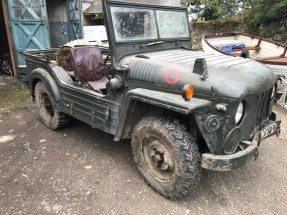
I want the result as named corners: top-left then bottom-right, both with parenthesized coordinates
top-left (0, 75), bottom-right (287, 215)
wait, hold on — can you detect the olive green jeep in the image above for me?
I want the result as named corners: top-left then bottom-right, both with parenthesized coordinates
top-left (24, 0), bottom-right (281, 199)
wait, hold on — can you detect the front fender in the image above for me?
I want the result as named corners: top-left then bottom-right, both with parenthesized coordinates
top-left (113, 88), bottom-right (212, 141)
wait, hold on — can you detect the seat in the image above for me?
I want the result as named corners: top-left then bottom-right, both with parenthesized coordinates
top-left (70, 46), bottom-right (109, 93)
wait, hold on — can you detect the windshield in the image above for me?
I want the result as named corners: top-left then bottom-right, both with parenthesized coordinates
top-left (110, 6), bottom-right (190, 42)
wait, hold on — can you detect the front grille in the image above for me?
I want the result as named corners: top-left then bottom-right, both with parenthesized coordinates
top-left (255, 89), bottom-right (271, 128)
top-left (240, 88), bottom-right (272, 139)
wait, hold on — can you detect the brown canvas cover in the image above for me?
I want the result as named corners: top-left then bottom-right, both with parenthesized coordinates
top-left (56, 46), bottom-right (72, 71)
top-left (70, 46), bottom-right (106, 82)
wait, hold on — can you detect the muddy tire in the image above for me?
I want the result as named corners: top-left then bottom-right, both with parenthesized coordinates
top-left (131, 115), bottom-right (201, 199)
top-left (35, 82), bottom-right (70, 130)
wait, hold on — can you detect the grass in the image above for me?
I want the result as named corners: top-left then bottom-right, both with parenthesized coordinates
top-left (0, 76), bottom-right (32, 109)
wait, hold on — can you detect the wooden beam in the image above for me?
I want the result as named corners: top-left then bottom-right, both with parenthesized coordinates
top-left (232, 46), bottom-right (261, 52)
top-left (280, 46), bottom-right (287, 58)
top-left (2, 0), bottom-right (17, 77)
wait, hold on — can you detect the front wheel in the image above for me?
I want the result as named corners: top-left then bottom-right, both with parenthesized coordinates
top-left (131, 115), bottom-right (201, 199)
top-left (35, 82), bottom-right (70, 130)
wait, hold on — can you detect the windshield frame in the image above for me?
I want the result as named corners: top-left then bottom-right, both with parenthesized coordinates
top-left (109, 5), bottom-right (190, 44)
top-left (103, 0), bottom-right (192, 67)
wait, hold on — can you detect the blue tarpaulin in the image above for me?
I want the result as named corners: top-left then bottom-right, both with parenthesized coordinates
top-left (217, 44), bottom-right (246, 55)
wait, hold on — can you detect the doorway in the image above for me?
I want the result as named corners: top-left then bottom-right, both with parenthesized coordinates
top-left (0, 1), bottom-right (12, 76)
top-left (46, 0), bottom-right (83, 48)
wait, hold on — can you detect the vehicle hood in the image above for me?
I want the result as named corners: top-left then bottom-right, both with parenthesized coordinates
top-left (119, 49), bottom-right (276, 99)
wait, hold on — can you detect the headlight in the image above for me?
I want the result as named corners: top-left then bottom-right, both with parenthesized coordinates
top-left (270, 86), bottom-right (276, 99)
top-left (235, 102), bottom-right (244, 125)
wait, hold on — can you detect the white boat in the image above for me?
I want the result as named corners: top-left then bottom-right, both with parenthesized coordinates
top-left (202, 32), bottom-right (287, 75)
top-left (202, 32), bottom-right (287, 109)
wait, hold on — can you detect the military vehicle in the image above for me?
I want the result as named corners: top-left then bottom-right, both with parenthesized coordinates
top-left (24, 0), bottom-right (281, 199)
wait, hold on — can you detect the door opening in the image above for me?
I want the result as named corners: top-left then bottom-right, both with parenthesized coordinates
top-left (0, 1), bottom-right (13, 76)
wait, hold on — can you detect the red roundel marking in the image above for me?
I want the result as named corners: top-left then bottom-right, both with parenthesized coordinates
top-left (164, 70), bottom-right (181, 85)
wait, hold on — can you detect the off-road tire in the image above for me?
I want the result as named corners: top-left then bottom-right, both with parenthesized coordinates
top-left (131, 115), bottom-right (201, 199)
top-left (35, 82), bottom-right (70, 130)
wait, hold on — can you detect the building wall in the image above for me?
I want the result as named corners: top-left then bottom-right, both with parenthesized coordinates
top-left (47, 0), bottom-right (69, 47)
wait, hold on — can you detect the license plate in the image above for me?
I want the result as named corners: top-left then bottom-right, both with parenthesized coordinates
top-left (260, 122), bottom-right (278, 140)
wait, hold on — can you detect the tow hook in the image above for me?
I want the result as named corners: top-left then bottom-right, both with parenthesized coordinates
top-left (254, 133), bottom-right (261, 161)
top-left (276, 127), bottom-right (281, 138)
top-left (254, 147), bottom-right (260, 160)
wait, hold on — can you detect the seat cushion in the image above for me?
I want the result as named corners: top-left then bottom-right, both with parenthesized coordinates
top-left (88, 76), bottom-right (109, 93)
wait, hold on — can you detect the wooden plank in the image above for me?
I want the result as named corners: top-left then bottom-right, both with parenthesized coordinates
top-left (232, 46), bottom-right (261, 52)
top-left (280, 46), bottom-right (287, 57)
top-left (260, 57), bottom-right (287, 63)
top-left (2, 0), bottom-right (17, 77)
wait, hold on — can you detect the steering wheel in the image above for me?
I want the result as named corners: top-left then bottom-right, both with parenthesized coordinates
top-left (104, 54), bottom-right (112, 69)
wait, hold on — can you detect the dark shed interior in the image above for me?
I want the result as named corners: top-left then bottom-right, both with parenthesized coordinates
top-left (0, 2), bottom-right (10, 63)
top-left (46, 0), bottom-right (70, 48)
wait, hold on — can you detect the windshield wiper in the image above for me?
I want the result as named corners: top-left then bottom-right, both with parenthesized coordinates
top-left (175, 42), bottom-right (195, 51)
top-left (140, 41), bottom-right (165, 48)
top-left (180, 44), bottom-right (192, 50)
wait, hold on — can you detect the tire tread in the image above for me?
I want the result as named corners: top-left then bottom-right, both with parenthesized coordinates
top-left (131, 115), bottom-right (201, 199)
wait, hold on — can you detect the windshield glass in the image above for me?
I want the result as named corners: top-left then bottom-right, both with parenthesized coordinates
top-left (110, 6), bottom-right (189, 42)
top-left (111, 7), bottom-right (158, 41)
top-left (156, 11), bottom-right (189, 39)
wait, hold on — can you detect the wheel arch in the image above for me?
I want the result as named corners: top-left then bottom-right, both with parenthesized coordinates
top-left (29, 68), bottom-right (62, 108)
top-left (117, 99), bottom-right (199, 137)
top-left (114, 89), bottom-right (212, 153)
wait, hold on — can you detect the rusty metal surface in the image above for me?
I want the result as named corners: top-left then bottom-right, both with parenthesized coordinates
top-left (201, 144), bottom-right (257, 171)
top-left (83, 0), bottom-right (181, 15)
top-left (83, 1), bottom-right (103, 14)
top-left (201, 111), bottom-right (281, 171)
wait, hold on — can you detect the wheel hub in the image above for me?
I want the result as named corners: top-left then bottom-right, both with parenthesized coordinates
top-left (150, 145), bottom-right (173, 171)
top-left (142, 137), bottom-right (175, 182)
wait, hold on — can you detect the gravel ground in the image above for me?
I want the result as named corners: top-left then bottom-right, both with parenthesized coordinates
top-left (0, 76), bottom-right (286, 215)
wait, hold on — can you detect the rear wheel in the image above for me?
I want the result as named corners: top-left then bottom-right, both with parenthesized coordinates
top-left (131, 115), bottom-right (201, 199)
top-left (35, 82), bottom-right (70, 130)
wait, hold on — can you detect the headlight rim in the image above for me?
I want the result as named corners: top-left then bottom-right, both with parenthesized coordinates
top-left (235, 101), bottom-right (245, 125)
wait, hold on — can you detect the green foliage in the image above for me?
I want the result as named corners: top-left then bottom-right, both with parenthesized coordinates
top-left (182, 0), bottom-right (287, 42)
top-left (247, 0), bottom-right (287, 25)
top-left (182, 0), bottom-right (251, 20)
top-left (246, 0), bottom-right (287, 40)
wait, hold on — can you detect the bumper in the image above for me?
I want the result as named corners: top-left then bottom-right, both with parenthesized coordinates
top-left (201, 111), bottom-right (281, 171)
